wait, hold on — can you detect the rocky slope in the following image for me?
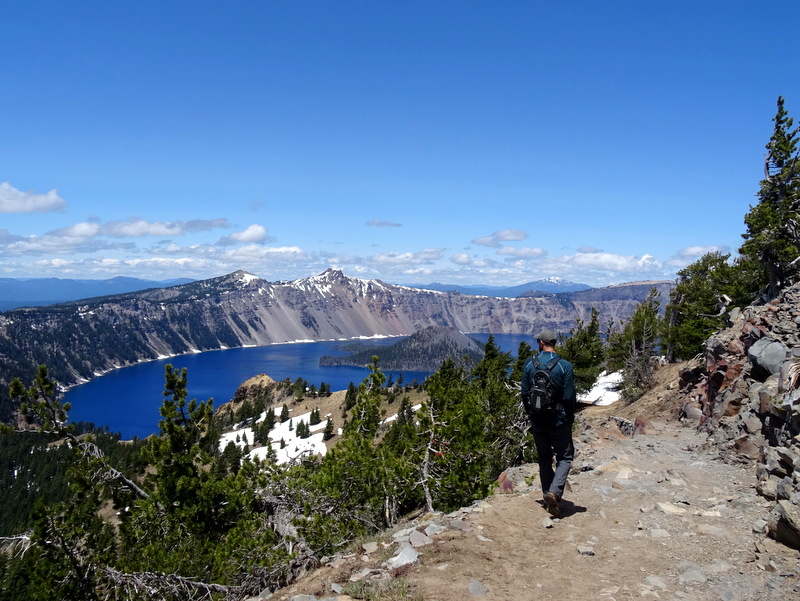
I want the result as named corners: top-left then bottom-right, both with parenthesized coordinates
top-left (0, 269), bottom-right (669, 398)
top-left (678, 279), bottom-right (800, 549)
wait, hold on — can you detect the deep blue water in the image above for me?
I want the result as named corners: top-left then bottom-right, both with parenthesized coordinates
top-left (65, 333), bottom-right (534, 439)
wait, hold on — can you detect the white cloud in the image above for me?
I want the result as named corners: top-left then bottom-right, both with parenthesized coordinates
top-left (8, 256), bottom-right (210, 278)
top-left (497, 246), bottom-right (546, 259)
top-left (0, 182), bottom-right (66, 213)
top-left (570, 251), bottom-right (662, 272)
top-left (54, 222), bottom-right (101, 239)
top-left (473, 229), bottom-right (527, 248)
top-left (675, 245), bottom-right (727, 259)
top-left (366, 218), bottom-right (402, 227)
top-left (472, 235), bottom-right (498, 247)
top-left (124, 257), bottom-right (212, 271)
top-left (4, 222), bottom-right (126, 255)
top-left (150, 242), bottom-right (306, 261)
top-left (222, 244), bottom-right (305, 260)
top-left (665, 245), bottom-right (730, 269)
top-left (449, 253), bottom-right (495, 268)
top-left (102, 218), bottom-right (229, 238)
top-left (230, 224), bottom-right (269, 243)
top-left (370, 248), bottom-right (444, 266)
top-left (104, 220), bottom-right (183, 237)
top-left (495, 229), bottom-right (527, 242)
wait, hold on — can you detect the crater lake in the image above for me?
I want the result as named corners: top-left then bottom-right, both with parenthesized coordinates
top-left (64, 333), bottom-right (531, 439)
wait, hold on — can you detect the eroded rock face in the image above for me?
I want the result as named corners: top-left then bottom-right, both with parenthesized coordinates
top-left (679, 281), bottom-right (800, 548)
top-left (0, 269), bottom-right (671, 394)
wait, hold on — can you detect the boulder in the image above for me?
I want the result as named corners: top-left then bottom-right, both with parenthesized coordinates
top-left (768, 499), bottom-right (800, 550)
top-left (748, 338), bottom-right (789, 380)
top-left (734, 436), bottom-right (762, 460)
top-left (682, 402), bottom-right (704, 424)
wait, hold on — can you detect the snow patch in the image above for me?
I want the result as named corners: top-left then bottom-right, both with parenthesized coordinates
top-left (238, 273), bottom-right (259, 285)
top-left (578, 371), bottom-right (623, 406)
top-left (219, 408), bottom-right (328, 465)
top-left (382, 403), bottom-right (423, 424)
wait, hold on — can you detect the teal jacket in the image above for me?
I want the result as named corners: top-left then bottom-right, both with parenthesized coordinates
top-left (520, 351), bottom-right (576, 430)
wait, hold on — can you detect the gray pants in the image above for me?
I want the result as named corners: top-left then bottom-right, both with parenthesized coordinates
top-left (532, 425), bottom-right (574, 498)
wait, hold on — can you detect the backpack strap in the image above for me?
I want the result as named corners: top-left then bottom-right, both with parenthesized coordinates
top-left (544, 356), bottom-right (561, 371)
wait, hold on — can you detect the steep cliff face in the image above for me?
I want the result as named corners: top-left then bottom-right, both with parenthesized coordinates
top-left (0, 269), bottom-right (671, 394)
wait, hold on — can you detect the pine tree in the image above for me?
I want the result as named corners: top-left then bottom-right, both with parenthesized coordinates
top-left (9, 364), bottom-right (72, 434)
top-left (559, 307), bottom-right (604, 394)
top-left (606, 289), bottom-right (662, 400)
top-left (419, 359), bottom-right (494, 511)
top-left (344, 357), bottom-right (384, 438)
top-left (322, 418), bottom-right (334, 441)
top-left (293, 378), bottom-right (306, 402)
top-left (344, 382), bottom-right (358, 410)
top-left (264, 407), bottom-right (276, 431)
top-left (663, 251), bottom-right (750, 360)
top-left (510, 340), bottom-right (534, 383)
top-left (740, 96), bottom-right (800, 299)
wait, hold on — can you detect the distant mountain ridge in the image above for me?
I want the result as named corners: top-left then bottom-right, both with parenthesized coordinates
top-left (0, 276), bottom-right (195, 311)
top-left (0, 269), bottom-right (673, 421)
top-left (407, 277), bottom-right (591, 297)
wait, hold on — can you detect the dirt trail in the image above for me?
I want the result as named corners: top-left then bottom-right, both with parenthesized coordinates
top-left (275, 414), bottom-right (800, 601)
top-left (403, 417), bottom-right (799, 601)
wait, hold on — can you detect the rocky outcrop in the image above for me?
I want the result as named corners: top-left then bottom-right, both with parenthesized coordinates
top-left (679, 281), bottom-right (800, 548)
top-left (215, 374), bottom-right (278, 419)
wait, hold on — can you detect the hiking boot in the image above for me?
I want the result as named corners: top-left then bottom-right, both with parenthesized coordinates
top-left (543, 491), bottom-right (561, 517)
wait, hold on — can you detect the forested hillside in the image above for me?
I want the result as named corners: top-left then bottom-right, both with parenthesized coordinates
top-left (319, 325), bottom-right (485, 371)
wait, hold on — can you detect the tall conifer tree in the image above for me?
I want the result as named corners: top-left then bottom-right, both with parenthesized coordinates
top-left (740, 96), bottom-right (800, 299)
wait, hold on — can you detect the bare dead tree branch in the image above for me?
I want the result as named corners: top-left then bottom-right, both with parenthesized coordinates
top-left (76, 439), bottom-right (152, 501)
top-left (0, 535), bottom-right (32, 558)
top-left (102, 566), bottom-right (243, 601)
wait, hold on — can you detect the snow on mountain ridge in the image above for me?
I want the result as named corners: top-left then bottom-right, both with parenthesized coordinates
top-left (0, 269), bottom-right (670, 393)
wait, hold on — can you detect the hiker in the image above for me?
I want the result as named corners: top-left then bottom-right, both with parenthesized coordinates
top-left (521, 329), bottom-right (576, 517)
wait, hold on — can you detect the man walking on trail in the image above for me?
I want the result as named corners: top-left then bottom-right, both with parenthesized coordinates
top-left (521, 329), bottom-right (576, 518)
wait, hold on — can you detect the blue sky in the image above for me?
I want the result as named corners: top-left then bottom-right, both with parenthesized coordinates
top-left (2, 1), bottom-right (798, 287)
